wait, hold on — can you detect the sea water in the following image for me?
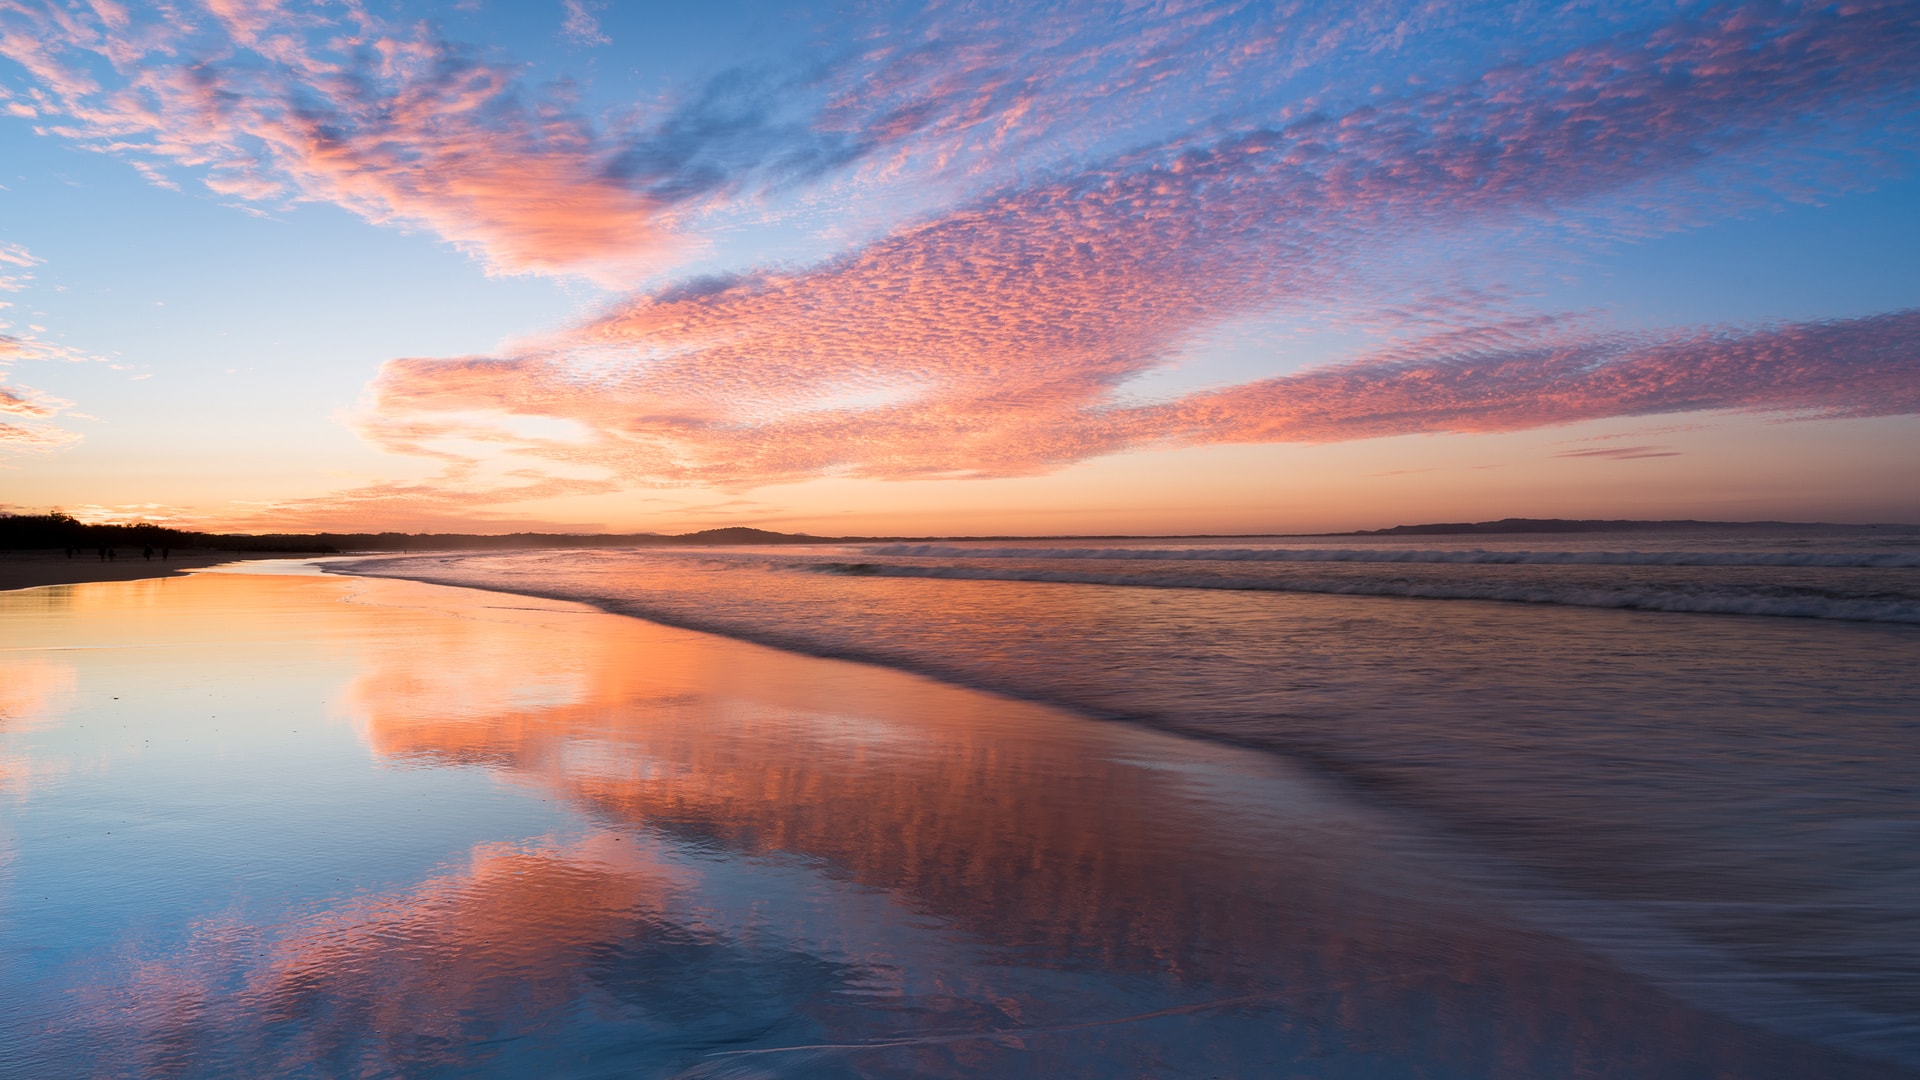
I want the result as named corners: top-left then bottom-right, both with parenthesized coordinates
top-left (340, 525), bottom-right (1920, 1067)
top-left (2, 530), bottom-right (1915, 1077)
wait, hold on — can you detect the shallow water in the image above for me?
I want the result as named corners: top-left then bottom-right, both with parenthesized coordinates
top-left (338, 527), bottom-right (1920, 1069)
top-left (0, 562), bottom-right (1912, 1077)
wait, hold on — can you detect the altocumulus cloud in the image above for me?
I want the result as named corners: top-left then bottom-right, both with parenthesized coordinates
top-left (0, 0), bottom-right (1062, 281)
top-left (3, 0), bottom-right (1919, 504)
top-left (0, 0), bottom-right (1314, 282)
top-left (357, 1), bottom-right (1920, 490)
top-left (0, 365), bottom-right (78, 452)
top-left (0, 241), bottom-right (82, 452)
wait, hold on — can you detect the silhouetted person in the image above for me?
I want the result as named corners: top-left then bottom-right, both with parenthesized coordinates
top-left (107, 547), bottom-right (116, 561)
top-left (143, 545), bottom-right (153, 561)
top-left (97, 546), bottom-right (107, 562)
top-left (162, 545), bottom-right (170, 560)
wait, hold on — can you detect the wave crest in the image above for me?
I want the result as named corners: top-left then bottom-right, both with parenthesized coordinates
top-left (815, 562), bottom-right (1920, 624)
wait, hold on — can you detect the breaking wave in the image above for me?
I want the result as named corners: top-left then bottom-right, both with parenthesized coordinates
top-left (810, 561), bottom-right (1920, 624)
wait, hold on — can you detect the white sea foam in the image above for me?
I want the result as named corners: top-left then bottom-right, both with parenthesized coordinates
top-left (860, 544), bottom-right (1920, 568)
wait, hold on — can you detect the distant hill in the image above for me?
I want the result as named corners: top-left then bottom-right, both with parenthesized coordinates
top-left (1, 515), bottom-right (1224, 552)
top-left (668, 527), bottom-right (840, 545)
top-left (4, 512), bottom-right (1900, 554)
top-left (0, 514), bottom-right (900, 553)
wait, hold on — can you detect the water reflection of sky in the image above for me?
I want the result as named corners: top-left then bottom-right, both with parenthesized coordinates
top-left (0, 569), bottom-right (1902, 1078)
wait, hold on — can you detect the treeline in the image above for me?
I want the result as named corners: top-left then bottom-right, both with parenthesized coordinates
top-left (0, 513), bottom-right (337, 552)
top-left (0, 515), bottom-right (876, 554)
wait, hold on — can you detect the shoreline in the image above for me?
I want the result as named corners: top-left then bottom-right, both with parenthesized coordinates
top-left (316, 549), bottom-right (1920, 1069)
top-left (0, 550), bottom-right (314, 592)
top-left (1, 567), bottom-right (1902, 1078)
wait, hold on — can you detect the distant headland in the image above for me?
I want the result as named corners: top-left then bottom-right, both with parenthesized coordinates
top-left (0, 514), bottom-right (858, 555)
top-left (1, 512), bottom-right (1904, 557)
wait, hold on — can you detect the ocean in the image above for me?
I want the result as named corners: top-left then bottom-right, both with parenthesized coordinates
top-left (3, 529), bottom-right (1916, 1077)
top-left (340, 525), bottom-right (1920, 1068)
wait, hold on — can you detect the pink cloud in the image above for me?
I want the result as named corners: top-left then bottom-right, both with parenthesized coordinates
top-left (1556, 446), bottom-right (1682, 460)
top-left (352, 3), bottom-right (1920, 496)
top-left (208, 472), bottom-right (621, 534)
top-left (0, 377), bottom-right (78, 450)
top-left (0, 1), bottom-right (1308, 282)
top-left (0, 381), bottom-right (59, 416)
top-left (0, 256), bottom-right (102, 451)
top-left (360, 307), bottom-right (1920, 491)
top-left (0, 1), bottom-right (1585, 283)
top-left (93, 837), bottom-right (684, 1077)
top-left (0, 242), bottom-right (37, 292)
top-left (0, 2), bottom-right (675, 281)
top-left (6, 2), bottom-right (1916, 509)
top-left (1149, 310), bottom-right (1920, 447)
top-left (559, 0), bottom-right (609, 47)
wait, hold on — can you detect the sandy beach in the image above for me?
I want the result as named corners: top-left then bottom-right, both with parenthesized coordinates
top-left (0, 549), bottom-right (304, 592)
top-left (0, 563), bottom-right (1905, 1078)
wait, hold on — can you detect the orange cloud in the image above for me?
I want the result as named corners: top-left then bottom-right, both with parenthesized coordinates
top-left (0, 372), bottom-right (79, 452)
top-left (203, 472), bottom-right (621, 534)
top-left (0, 381), bottom-right (58, 417)
top-left (0, 654), bottom-right (76, 798)
top-left (354, 308), bottom-right (1920, 503)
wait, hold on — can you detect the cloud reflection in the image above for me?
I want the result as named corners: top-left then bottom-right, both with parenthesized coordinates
top-left (0, 653), bottom-right (75, 797)
top-left (73, 574), bottom-right (1898, 1076)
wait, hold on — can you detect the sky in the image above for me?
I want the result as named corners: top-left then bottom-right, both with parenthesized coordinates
top-left (0, 0), bottom-right (1917, 535)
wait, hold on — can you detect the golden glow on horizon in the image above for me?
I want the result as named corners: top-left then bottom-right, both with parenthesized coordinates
top-left (18, 412), bottom-right (1885, 536)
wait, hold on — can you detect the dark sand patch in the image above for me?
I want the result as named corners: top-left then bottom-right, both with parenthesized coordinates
top-left (0, 550), bottom-right (300, 591)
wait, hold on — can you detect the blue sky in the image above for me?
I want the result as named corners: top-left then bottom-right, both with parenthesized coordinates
top-left (1, 0), bottom-right (1916, 532)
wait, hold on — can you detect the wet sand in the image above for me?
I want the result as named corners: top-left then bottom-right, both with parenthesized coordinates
top-left (0, 566), bottom-right (1905, 1078)
top-left (0, 549), bottom-right (305, 592)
